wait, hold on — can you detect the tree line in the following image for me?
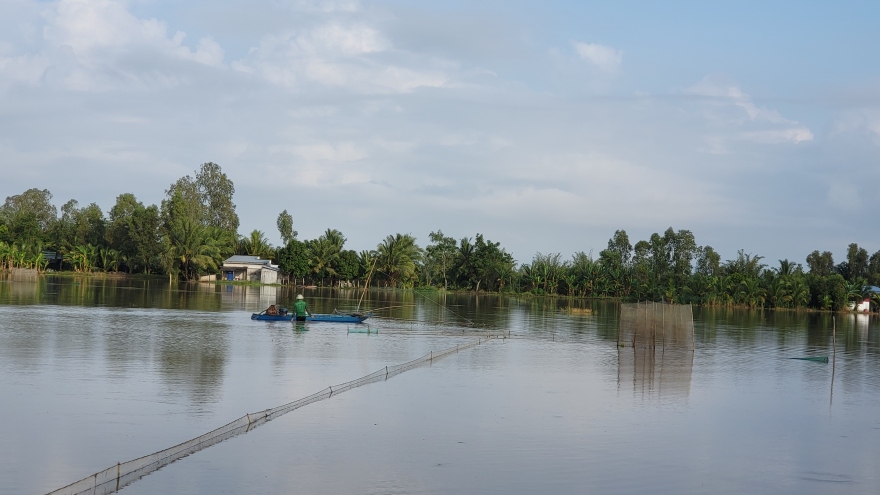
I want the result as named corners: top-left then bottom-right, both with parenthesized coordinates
top-left (2, 163), bottom-right (879, 311)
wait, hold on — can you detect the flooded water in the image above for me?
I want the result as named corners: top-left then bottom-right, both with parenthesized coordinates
top-left (1, 276), bottom-right (879, 494)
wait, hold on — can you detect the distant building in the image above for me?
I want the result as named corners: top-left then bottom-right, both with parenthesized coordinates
top-left (220, 255), bottom-right (280, 284)
top-left (850, 298), bottom-right (871, 313)
top-left (41, 251), bottom-right (63, 270)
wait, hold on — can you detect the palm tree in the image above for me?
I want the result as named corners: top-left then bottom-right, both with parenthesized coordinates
top-left (376, 233), bottom-right (422, 288)
top-left (766, 275), bottom-right (791, 309)
top-left (738, 277), bottom-right (766, 309)
top-left (99, 247), bottom-right (120, 272)
top-left (775, 259), bottom-right (799, 277)
top-left (308, 236), bottom-right (341, 283)
top-left (169, 218), bottom-right (220, 279)
top-left (158, 236), bottom-right (179, 282)
top-left (455, 237), bottom-right (475, 289)
top-left (684, 275), bottom-right (709, 304)
top-left (789, 277), bottom-right (810, 308)
top-left (238, 230), bottom-right (273, 259)
top-left (322, 229), bottom-right (346, 251)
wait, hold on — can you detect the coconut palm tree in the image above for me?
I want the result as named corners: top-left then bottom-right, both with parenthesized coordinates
top-left (376, 233), bottom-right (422, 288)
top-left (238, 230), bottom-right (274, 260)
top-left (738, 277), bottom-right (766, 309)
top-left (766, 275), bottom-right (791, 308)
top-left (308, 236), bottom-right (341, 283)
top-left (169, 218), bottom-right (220, 279)
top-left (789, 277), bottom-right (810, 308)
top-left (775, 259), bottom-right (799, 277)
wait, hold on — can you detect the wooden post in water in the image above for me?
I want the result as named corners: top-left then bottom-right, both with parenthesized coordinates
top-left (830, 316), bottom-right (837, 407)
top-left (832, 316), bottom-right (836, 355)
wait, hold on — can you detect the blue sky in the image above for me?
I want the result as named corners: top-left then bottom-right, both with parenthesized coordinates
top-left (2, 0), bottom-right (879, 266)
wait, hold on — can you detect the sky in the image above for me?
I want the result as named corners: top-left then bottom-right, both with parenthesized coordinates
top-left (2, 0), bottom-right (880, 266)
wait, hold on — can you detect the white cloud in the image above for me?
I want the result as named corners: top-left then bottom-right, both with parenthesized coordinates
top-left (0, 0), bottom-right (228, 91)
top-left (293, 0), bottom-right (362, 13)
top-left (740, 128), bottom-right (814, 144)
top-left (233, 23), bottom-right (449, 93)
top-left (309, 23), bottom-right (389, 55)
top-left (0, 0), bottom-right (870, 264)
top-left (686, 76), bottom-right (814, 145)
top-left (571, 41), bottom-right (622, 73)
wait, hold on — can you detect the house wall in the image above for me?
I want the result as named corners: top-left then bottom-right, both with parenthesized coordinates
top-left (260, 268), bottom-right (279, 284)
top-left (220, 262), bottom-right (278, 284)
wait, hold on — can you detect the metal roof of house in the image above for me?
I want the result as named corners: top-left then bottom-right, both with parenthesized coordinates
top-left (223, 255), bottom-right (273, 265)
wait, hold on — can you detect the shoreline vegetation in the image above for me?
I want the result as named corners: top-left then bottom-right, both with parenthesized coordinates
top-left (3, 163), bottom-right (880, 313)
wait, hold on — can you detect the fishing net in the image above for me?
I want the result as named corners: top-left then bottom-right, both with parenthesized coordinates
top-left (617, 302), bottom-right (694, 398)
top-left (617, 301), bottom-right (694, 350)
top-left (617, 346), bottom-right (694, 398)
top-left (46, 337), bottom-right (492, 495)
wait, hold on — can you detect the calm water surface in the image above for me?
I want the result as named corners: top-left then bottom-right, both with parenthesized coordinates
top-left (1, 276), bottom-right (879, 494)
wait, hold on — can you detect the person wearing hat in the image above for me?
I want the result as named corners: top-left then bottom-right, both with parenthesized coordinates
top-left (293, 294), bottom-right (312, 322)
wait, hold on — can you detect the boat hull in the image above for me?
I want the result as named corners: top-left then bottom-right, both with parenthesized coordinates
top-left (306, 313), bottom-right (371, 323)
top-left (251, 314), bottom-right (293, 321)
top-left (250, 313), bottom-right (371, 323)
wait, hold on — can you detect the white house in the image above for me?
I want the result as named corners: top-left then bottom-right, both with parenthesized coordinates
top-left (849, 298), bottom-right (871, 313)
top-left (220, 255), bottom-right (280, 284)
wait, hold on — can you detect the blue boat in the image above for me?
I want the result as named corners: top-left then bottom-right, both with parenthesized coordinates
top-left (251, 313), bottom-right (293, 321)
top-left (306, 313), bottom-right (371, 323)
top-left (251, 312), bottom-right (371, 323)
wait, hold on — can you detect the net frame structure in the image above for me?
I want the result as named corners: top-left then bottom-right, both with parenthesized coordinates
top-left (617, 302), bottom-right (695, 398)
top-left (47, 337), bottom-right (493, 495)
top-left (617, 301), bottom-right (695, 350)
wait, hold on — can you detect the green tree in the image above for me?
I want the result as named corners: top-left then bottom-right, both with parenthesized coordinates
top-left (806, 250), bottom-right (834, 276)
top-left (238, 230), bottom-right (274, 259)
top-left (2, 188), bottom-right (56, 246)
top-left (163, 162), bottom-right (238, 235)
top-left (195, 162), bottom-right (239, 232)
top-left (666, 228), bottom-right (697, 287)
top-left (337, 249), bottom-right (360, 282)
top-left (276, 210), bottom-right (296, 245)
top-left (376, 233), bottom-right (422, 288)
top-left (277, 240), bottom-right (310, 282)
top-left (724, 250), bottom-right (766, 278)
top-left (425, 230), bottom-right (457, 289)
top-left (471, 234), bottom-right (514, 293)
top-left (844, 243), bottom-right (869, 282)
top-left (868, 249), bottom-right (880, 286)
top-left (775, 259), bottom-right (801, 277)
top-left (695, 245), bottom-right (722, 276)
top-left (129, 203), bottom-right (162, 273)
top-left (106, 193), bottom-right (141, 256)
top-left (306, 237), bottom-right (340, 282)
top-left (168, 217), bottom-right (221, 280)
top-left (808, 273), bottom-right (847, 311)
top-left (454, 237), bottom-right (476, 289)
top-left (599, 230), bottom-right (632, 268)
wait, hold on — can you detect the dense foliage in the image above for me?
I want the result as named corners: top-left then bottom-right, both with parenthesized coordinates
top-left (3, 168), bottom-right (880, 311)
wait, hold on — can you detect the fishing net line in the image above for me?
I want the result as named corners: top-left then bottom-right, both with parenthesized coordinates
top-left (46, 337), bottom-right (494, 495)
top-left (617, 301), bottom-right (694, 350)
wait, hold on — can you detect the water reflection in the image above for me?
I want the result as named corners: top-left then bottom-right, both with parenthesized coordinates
top-left (3, 277), bottom-right (880, 495)
top-left (618, 347), bottom-right (694, 400)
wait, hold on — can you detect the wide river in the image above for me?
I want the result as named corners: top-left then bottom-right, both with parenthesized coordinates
top-left (1, 276), bottom-right (878, 494)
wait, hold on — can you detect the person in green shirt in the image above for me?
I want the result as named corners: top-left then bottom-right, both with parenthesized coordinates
top-left (293, 294), bottom-right (311, 322)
